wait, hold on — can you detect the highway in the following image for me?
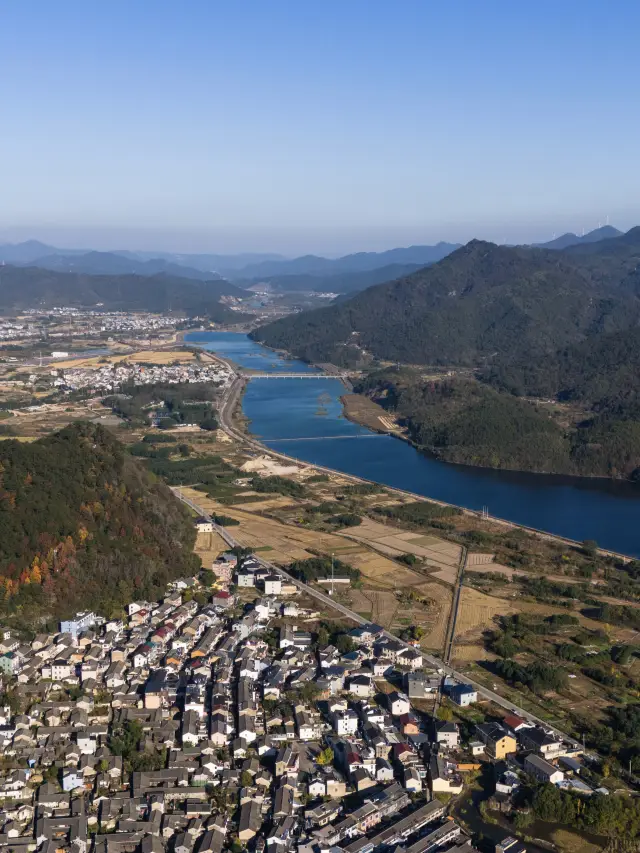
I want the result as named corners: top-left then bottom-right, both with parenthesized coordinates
top-left (174, 486), bottom-right (581, 750)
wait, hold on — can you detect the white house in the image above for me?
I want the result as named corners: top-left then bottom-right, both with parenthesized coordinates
top-left (348, 675), bottom-right (373, 698)
top-left (524, 754), bottom-right (565, 785)
top-left (51, 660), bottom-right (73, 680)
top-left (333, 709), bottom-right (358, 736)
top-left (388, 692), bottom-right (411, 717)
top-left (434, 721), bottom-right (460, 748)
top-left (263, 575), bottom-right (282, 596)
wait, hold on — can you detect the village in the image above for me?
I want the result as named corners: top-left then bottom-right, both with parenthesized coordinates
top-left (0, 524), bottom-right (591, 853)
top-left (52, 360), bottom-right (232, 394)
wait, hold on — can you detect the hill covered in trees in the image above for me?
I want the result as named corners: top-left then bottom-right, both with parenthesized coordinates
top-left (0, 265), bottom-right (248, 320)
top-left (355, 370), bottom-right (640, 479)
top-left (0, 422), bottom-right (199, 628)
top-left (251, 234), bottom-right (640, 367)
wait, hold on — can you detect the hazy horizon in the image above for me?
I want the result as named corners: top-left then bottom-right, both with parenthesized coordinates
top-left (2, 1), bottom-right (640, 257)
top-left (0, 218), bottom-right (633, 259)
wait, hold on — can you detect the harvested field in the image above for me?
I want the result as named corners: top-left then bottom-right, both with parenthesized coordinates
top-left (430, 566), bottom-right (459, 584)
top-left (466, 552), bottom-right (495, 567)
top-left (450, 643), bottom-right (493, 663)
top-left (455, 586), bottom-right (515, 641)
top-left (5, 401), bottom-right (123, 438)
top-left (393, 581), bottom-right (453, 653)
top-left (341, 393), bottom-right (402, 434)
top-left (348, 589), bottom-right (374, 619)
top-left (194, 531), bottom-right (228, 570)
top-left (340, 518), bottom-right (462, 578)
top-left (466, 562), bottom-right (522, 579)
top-left (230, 496), bottom-right (302, 511)
top-left (362, 590), bottom-right (398, 628)
top-left (52, 349), bottom-right (194, 369)
top-left (179, 488), bottom-right (404, 575)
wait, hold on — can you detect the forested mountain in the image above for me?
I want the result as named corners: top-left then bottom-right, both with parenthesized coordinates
top-left (0, 422), bottom-right (199, 627)
top-left (251, 236), bottom-right (640, 366)
top-left (28, 250), bottom-right (235, 283)
top-left (355, 370), bottom-right (640, 479)
top-left (0, 265), bottom-right (248, 320)
top-left (483, 327), bottom-right (640, 408)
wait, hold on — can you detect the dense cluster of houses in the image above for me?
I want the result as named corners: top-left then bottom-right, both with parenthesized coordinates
top-left (24, 309), bottom-right (179, 335)
top-left (0, 546), bottom-right (588, 853)
top-left (53, 361), bottom-right (231, 394)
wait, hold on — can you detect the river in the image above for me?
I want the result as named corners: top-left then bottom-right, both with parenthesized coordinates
top-left (186, 331), bottom-right (640, 557)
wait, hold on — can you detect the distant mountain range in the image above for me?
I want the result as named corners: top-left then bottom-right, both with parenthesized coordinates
top-left (228, 242), bottom-right (462, 280)
top-left (28, 251), bottom-right (229, 282)
top-left (1, 226), bottom-right (624, 295)
top-left (237, 263), bottom-right (424, 295)
top-left (0, 265), bottom-right (248, 321)
top-left (533, 224), bottom-right (622, 249)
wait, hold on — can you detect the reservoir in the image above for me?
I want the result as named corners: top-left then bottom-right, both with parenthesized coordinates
top-left (186, 332), bottom-right (640, 557)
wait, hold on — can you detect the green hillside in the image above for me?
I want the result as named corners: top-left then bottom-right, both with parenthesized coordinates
top-left (355, 371), bottom-right (640, 479)
top-left (251, 238), bottom-right (640, 367)
top-left (0, 422), bottom-right (200, 628)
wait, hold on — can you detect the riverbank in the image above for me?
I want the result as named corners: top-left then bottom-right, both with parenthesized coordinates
top-left (185, 331), bottom-right (640, 557)
top-left (229, 377), bottom-right (635, 562)
top-left (340, 392), bottom-right (405, 435)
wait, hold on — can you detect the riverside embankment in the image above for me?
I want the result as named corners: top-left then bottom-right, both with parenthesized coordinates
top-left (186, 331), bottom-right (640, 557)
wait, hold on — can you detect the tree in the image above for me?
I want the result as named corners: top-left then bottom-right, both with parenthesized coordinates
top-left (514, 811), bottom-right (533, 831)
top-left (336, 634), bottom-right (355, 655)
top-left (582, 539), bottom-right (599, 558)
top-left (316, 626), bottom-right (329, 648)
top-left (239, 770), bottom-right (253, 787)
top-left (316, 747), bottom-right (334, 766)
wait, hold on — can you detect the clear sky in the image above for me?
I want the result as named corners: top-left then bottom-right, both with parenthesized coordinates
top-left (1, 0), bottom-right (639, 255)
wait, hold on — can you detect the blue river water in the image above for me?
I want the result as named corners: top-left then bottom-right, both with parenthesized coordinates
top-left (186, 331), bottom-right (640, 556)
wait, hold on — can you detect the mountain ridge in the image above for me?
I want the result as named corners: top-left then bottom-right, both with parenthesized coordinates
top-left (0, 265), bottom-right (248, 320)
top-left (1, 225), bottom-right (624, 291)
top-left (27, 250), bottom-right (238, 284)
top-left (251, 234), bottom-right (640, 366)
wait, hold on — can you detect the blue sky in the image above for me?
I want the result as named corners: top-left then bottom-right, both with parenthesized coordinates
top-left (1, 1), bottom-right (639, 255)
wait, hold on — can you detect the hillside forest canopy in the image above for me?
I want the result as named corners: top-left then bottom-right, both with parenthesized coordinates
top-left (0, 422), bottom-right (200, 630)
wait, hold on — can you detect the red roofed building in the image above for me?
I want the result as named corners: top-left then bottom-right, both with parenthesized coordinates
top-left (503, 714), bottom-right (531, 733)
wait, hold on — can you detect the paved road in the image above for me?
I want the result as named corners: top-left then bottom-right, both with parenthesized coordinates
top-left (444, 546), bottom-right (467, 667)
top-left (175, 488), bottom-right (581, 750)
